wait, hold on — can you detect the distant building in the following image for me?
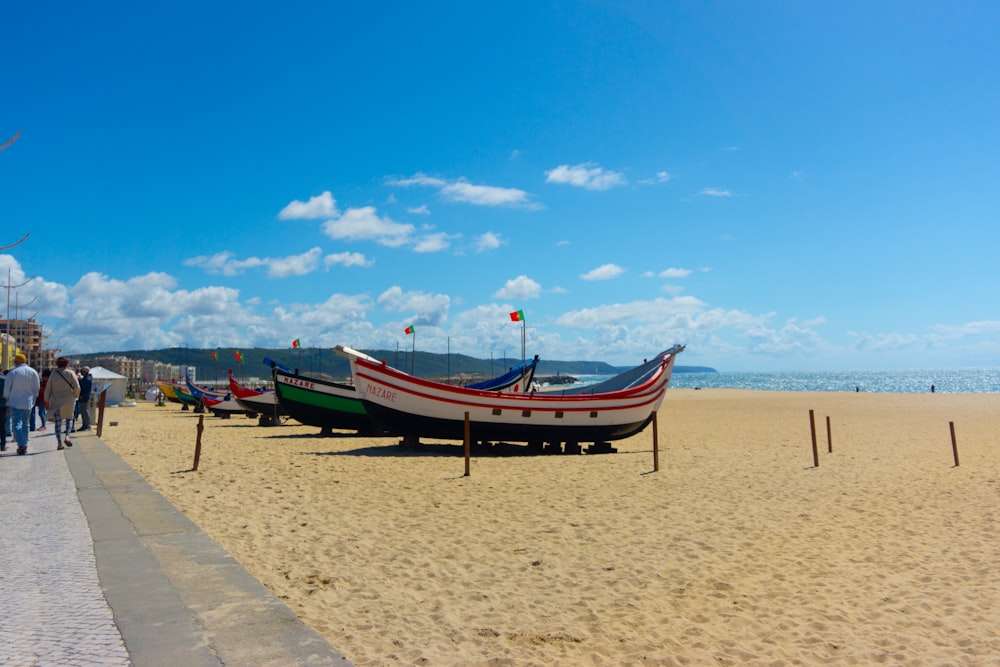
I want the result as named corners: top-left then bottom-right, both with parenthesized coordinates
top-left (85, 355), bottom-right (184, 383)
top-left (0, 318), bottom-right (57, 371)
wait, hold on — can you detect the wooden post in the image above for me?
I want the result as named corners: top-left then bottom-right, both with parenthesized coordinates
top-left (463, 411), bottom-right (471, 477)
top-left (193, 414), bottom-right (204, 471)
top-left (652, 411), bottom-right (660, 472)
top-left (96, 391), bottom-right (107, 438)
top-left (825, 415), bottom-right (832, 453)
top-left (809, 409), bottom-right (819, 467)
top-left (949, 421), bottom-right (959, 467)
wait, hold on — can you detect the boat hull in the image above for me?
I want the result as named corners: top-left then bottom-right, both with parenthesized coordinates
top-left (155, 381), bottom-right (182, 404)
top-left (359, 400), bottom-right (656, 443)
top-left (228, 374), bottom-right (287, 417)
top-left (338, 345), bottom-right (682, 445)
top-left (234, 391), bottom-right (287, 417)
top-left (273, 368), bottom-right (377, 434)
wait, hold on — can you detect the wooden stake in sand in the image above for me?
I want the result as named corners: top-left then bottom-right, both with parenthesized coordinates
top-left (809, 409), bottom-right (819, 467)
top-left (463, 411), bottom-right (471, 477)
top-left (949, 421), bottom-right (960, 467)
top-left (826, 415), bottom-right (833, 453)
top-left (652, 411), bottom-right (660, 472)
top-left (96, 391), bottom-right (107, 438)
top-left (193, 414), bottom-right (205, 471)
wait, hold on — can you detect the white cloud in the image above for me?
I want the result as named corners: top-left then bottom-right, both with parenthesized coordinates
top-left (440, 181), bottom-right (530, 206)
top-left (376, 285), bottom-right (450, 326)
top-left (701, 187), bottom-right (733, 197)
top-left (46, 270), bottom-right (255, 352)
top-left (745, 317), bottom-right (825, 355)
top-left (278, 191), bottom-right (339, 220)
top-left (545, 162), bottom-right (627, 190)
top-left (475, 231), bottom-right (505, 252)
top-left (184, 248), bottom-right (323, 278)
top-left (321, 206), bottom-right (414, 247)
top-left (413, 232), bottom-right (457, 253)
top-left (407, 204), bottom-right (430, 215)
top-left (264, 247), bottom-right (323, 277)
top-left (386, 173), bottom-right (447, 188)
top-left (183, 251), bottom-right (260, 276)
top-left (658, 267), bottom-right (692, 279)
top-left (324, 252), bottom-right (373, 268)
top-left (639, 171), bottom-right (671, 185)
top-left (580, 264), bottom-right (625, 281)
top-left (494, 275), bottom-right (542, 300)
top-left (556, 296), bottom-right (707, 328)
top-left (388, 172), bottom-right (538, 208)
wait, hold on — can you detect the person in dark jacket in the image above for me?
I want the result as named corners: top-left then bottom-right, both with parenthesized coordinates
top-left (34, 369), bottom-right (50, 431)
top-left (76, 366), bottom-right (93, 431)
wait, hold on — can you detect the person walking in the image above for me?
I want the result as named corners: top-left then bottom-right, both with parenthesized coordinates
top-left (3, 354), bottom-right (41, 455)
top-left (44, 356), bottom-right (80, 451)
top-left (75, 366), bottom-right (93, 431)
top-left (35, 368), bottom-right (50, 431)
top-left (0, 369), bottom-right (7, 452)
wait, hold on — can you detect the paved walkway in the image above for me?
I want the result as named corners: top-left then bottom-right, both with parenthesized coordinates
top-left (0, 426), bottom-right (352, 666)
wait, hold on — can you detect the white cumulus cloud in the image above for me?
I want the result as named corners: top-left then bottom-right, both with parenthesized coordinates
top-left (388, 173), bottom-right (538, 208)
top-left (278, 191), bottom-right (339, 220)
top-left (475, 231), bottom-right (505, 252)
top-left (545, 162), bottom-right (627, 190)
top-left (494, 275), bottom-right (542, 300)
top-left (581, 264), bottom-right (625, 281)
top-left (322, 206), bottom-right (414, 247)
top-left (324, 252), bottom-right (373, 268)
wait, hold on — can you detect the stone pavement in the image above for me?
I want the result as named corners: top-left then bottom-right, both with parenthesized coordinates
top-left (0, 426), bottom-right (353, 666)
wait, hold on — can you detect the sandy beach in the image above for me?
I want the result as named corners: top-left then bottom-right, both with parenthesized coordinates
top-left (98, 389), bottom-right (999, 666)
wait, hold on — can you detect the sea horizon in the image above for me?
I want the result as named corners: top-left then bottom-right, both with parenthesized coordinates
top-left (563, 367), bottom-right (1000, 394)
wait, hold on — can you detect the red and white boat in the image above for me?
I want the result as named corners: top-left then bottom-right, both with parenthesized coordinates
top-left (334, 344), bottom-right (684, 448)
top-left (229, 371), bottom-right (286, 418)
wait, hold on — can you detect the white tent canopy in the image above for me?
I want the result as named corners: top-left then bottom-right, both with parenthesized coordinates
top-left (88, 366), bottom-right (128, 406)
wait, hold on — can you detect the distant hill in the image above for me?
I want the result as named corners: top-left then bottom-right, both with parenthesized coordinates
top-left (74, 347), bottom-right (716, 381)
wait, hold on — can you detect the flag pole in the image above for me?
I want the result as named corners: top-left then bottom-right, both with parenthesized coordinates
top-left (410, 328), bottom-right (415, 375)
top-left (521, 319), bottom-right (526, 367)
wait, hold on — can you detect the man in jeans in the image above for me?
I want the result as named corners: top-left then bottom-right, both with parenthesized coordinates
top-left (0, 369), bottom-right (7, 452)
top-left (3, 354), bottom-right (41, 455)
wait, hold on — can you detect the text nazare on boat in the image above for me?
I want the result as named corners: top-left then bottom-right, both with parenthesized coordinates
top-left (366, 383), bottom-right (397, 403)
top-left (281, 377), bottom-right (315, 390)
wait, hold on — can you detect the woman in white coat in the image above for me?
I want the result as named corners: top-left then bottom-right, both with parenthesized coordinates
top-left (44, 356), bottom-right (80, 450)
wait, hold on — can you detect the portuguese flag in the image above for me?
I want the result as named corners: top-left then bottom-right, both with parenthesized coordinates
top-left (292, 338), bottom-right (300, 348)
top-left (404, 326), bottom-right (415, 335)
top-left (509, 310), bottom-right (524, 322)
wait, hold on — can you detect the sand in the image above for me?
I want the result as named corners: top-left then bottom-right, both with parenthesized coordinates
top-left (99, 390), bottom-right (1000, 666)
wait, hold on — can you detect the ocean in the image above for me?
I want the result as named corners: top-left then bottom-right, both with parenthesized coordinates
top-left (669, 368), bottom-right (1000, 394)
top-left (569, 368), bottom-right (1000, 394)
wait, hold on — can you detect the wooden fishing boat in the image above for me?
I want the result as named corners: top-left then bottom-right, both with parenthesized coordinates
top-left (271, 354), bottom-right (539, 437)
top-left (335, 344), bottom-right (684, 451)
top-left (155, 380), bottom-right (183, 404)
top-left (228, 371), bottom-right (286, 419)
top-left (185, 377), bottom-right (228, 403)
top-left (202, 393), bottom-right (254, 418)
top-left (272, 366), bottom-right (377, 436)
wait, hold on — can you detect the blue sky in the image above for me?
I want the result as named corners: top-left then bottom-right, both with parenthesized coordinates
top-left (2, 1), bottom-right (999, 371)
